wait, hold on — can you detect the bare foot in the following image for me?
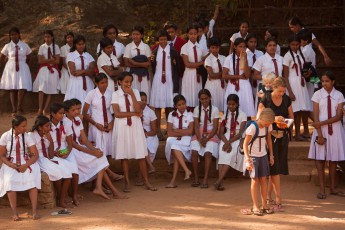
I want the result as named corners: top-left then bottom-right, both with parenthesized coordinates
top-left (184, 170), bottom-right (192, 180)
top-left (145, 183), bottom-right (158, 191)
top-left (30, 213), bottom-right (40, 220)
top-left (58, 200), bottom-right (75, 209)
top-left (12, 214), bottom-right (20, 221)
top-left (165, 183), bottom-right (177, 188)
top-left (112, 193), bottom-right (129, 199)
top-left (72, 197), bottom-right (80, 206)
top-left (93, 188), bottom-right (111, 200)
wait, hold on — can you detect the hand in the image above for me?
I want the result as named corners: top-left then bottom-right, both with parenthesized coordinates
top-left (106, 122), bottom-right (114, 131)
top-left (257, 92), bottom-right (264, 98)
top-left (275, 116), bottom-right (285, 123)
top-left (317, 136), bottom-right (325, 145)
top-left (93, 148), bottom-right (103, 158)
top-left (95, 123), bottom-right (105, 131)
top-left (269, 155), bottom-right (274, 166)
top-left (122, 85), bottom-right (133, 95)
top-left (311, 122), bottom-right (321, 129)
top-left (200, 137), bottom-right (207, 147)
top-left (289, 92), bottom-right (296, 101)
top-left (11, 163), bottom-right (18, 170)
top-left (75, 70), bottom-right (85, 76)
top-left (245, 160), bottom-right (253, 171)
top-left (44, 131), bottom-right (53, 141)
top-left (18, 164), bottom-right (28, 173)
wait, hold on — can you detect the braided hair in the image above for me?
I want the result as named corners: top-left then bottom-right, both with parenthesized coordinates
top-left (224, 94), bottom-right (239, 134)
top-left (288, 34), bottom-right (306, 76)
top-left (232, 38), bottom-right (245, 75)
top-left (9, 115), bottom-right (27, 158)
top-left (44, 30), bottom-right (55, 56)
top-left (197, 89), bottom-right (212, 123)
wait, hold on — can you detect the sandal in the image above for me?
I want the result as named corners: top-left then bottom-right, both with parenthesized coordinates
top-left (135, 181), bottom-right (144, 186)
top-left (317, 193), bottom-right (327, 199)
top-left (165, 184), bottom-right (178, 188)
top-left (214, 182), bottom-right (224, 191)
top-left (200, 183), bottom-right (208, 189)
top-left (261, 207), bottom-right (274, 214)
top-left (266, 199), bottom-right (276, 205)
top-left (240, 208), bottom-right (263, 216)
top-left (51, 209), bottom-right (73, 216)
top-left (146, 185), bottom-right (158, 191)
top-left (272, 204), bottom-right (284, 212)
top-left (330, 191), bottom-right (345, 197)
top-left (191, 181), bottom-right (200, 187)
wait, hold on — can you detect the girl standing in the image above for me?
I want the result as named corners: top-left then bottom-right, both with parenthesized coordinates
top-left (0, 27), bottom-right (32, 115)
top-left (229, 20), bottom-right (249, 54)
top-left (223, 38), bottom-right (254, 118)
top-left (0, 115), bottom-right (40, 221)
top-left (191, 89), bottom-right (220, 188)
top-left (64, 35), bottom-right (95, 108)
top-left (283, 35), bottom-right (312, 141)
top-left (308, 71), bottom-right (345, 199)
top-left (181, 24), bottom-right (207, 108)
top-left (29, 115), bottom-right (73, 208)
top-left (204, 37), bottom-right (226, 112)
top-left (59, 32), bottom-right (74, 94)
top-left (215, 94), bottom-right (247, 190)
top-left (123, 26), bottom-right (151, 100)
top-left (264, 28), bottom-right (280, 55)
top-left (165, 95), bottom-right (194, 188)
top-left (33, 30), bottom-right (60, 115)
top-left (111, 72), bottom-right (157, 192)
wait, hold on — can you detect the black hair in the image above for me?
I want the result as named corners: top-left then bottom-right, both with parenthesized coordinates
top-left (186, 24), bottom-right (199, 33)
top-left (132, 25), bottom-right (144, 35)
top-left (64, 31), bottom-right (74, 44)
top-left (322, 70), bottom-right (336, 81)
top-left (155, 29), bottom-right (170, 42)
top-left (9, 115), bottom-right (27, 158)
top-left (164, 21), bottom-right (177, 31)
top-left (198, 89), bottom-right (212, 123)
top-left (9, 27), bottom-right (21, 42)
top-left (103, 24), bottom-right (119, 37)
top-left (199, 19), bottom-right (209, 29)
top-left (287, 34), bottom-right (306, 75)
top-left (264, 36), bottom-right (277, 47)
top-left (207, 37), bottom-right (221, 48)
top-left (239, 20), bottom-right (249, 27)
top-left (173, 94), bottom-right (186, 106)
top-left (224, 94), bottom-right (239, 134)
top-left (50, 103), bottom-right (64, 121)
top-left (44, 30), bottom-right (56, 56)
top-left (297, 28), bottom-right (312, 43)
top-left (232, 38), bottom-right (246, 74)
top-left (70, 98), bottom-right (82, 106)
top-left (118, 71), bottom-right (133, 85)
top-left (98, 37), bottom-right (113, 57)
top-left (95, 73), bottom-right (108, 83)
top-left (63, 100), bottom-right (75, 112)
top-left (266, 28), bottom-right (278, 40)
top-left (245, 33), bottom-right (257, 44)
top-left (32, 115), bottom-right (50, 132)
top-left (234, 37), bottom-right (245, 47)
top-left (139, 91), bottom-right (147, 97)
top-left (70, 35), bottom-right (86, 52)
top-left (289, 15), bottom-right (304, 27)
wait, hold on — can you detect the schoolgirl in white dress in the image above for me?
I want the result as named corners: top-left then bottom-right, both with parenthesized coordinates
top-left (283, 35), bottom-right (312, 141)
top-left (97, 37), bottom-right (122, 93)
top-left (29, 115), bottom-right (74, 208)
top-left (181, 25), bottom-right (207, 107)
top-left (112, 72), bottom-right (157, 192)
top-left (59, 32), bottom-right (74, 94)
top-left (49, 103), bottom-right (80, 206)
top-left (308, 72), bottom-right (345, 199)
top-left (96, 24), bottom-right (125, 61)
top-left (123, 26), bottom-right (151, 100)
top-left (0, 115), bottom-right (40, 220)
top-left (264, 28), bottom-right (281, 55)
top-left (214, 94), bottom-right (247, 190)
top-left (64, 35), bottom-right (95, 108)
top-left (0, 27), bottom-right (32, 114)
top-left (165, 95), bottom-right (194, 188)
top-left (223, 37), bottom-right (254, 117)
top-left (33, 30), bottom-right (61, 115)
top-left (190, 89), bottom-right (220, 188)
top-left (229, 20), bottom-right (249, 54)
top-left (204, 37), bottom-right (226, 112)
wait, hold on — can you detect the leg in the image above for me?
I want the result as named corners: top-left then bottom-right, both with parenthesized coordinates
top-left (138, 159), bottom-right (157, 191)
top-left (37, 91), bottom-right (44, 115)
top-left (7, 191), bottom-right (19, 221)
top-left (215, 164), bottom-right (230, 189)
top-left (171, 150), bottom-right (191, 180)
top-left (155, 108), bottom-right (162, 137)
top-left (72, 173), bottom-right (80, 206)
top-left (43, 94), bottom-right (52, 115)
top-left (145, 153), bottom-right (155, 173)
top-left (191, 150), bottom-right (200, 185)
top-left (294, 111), bottom-right (303, 141)
top-left (166, 160), bottom-right (180, 188)
top-left (329, 161), bottom-right (338, 193)
top-left (106, 167), bottom-right (124, 181)
top-left (102, 172), bottom-right (127, 199)
top-left (17, 89), bottom-right (25, 113)
top-left (54, 180), bottom-right (62, 205)
top-left (316, 160), bottom-right (326, 195)
top-left (270, 175), bottom-right (282, 204)
top-left (9, 90), bottom-right (17, 114)
top-left (202, 152), bottom-right (212, 186)
top-left (121, 159), bottom-right (130, 192)
top-left (93, 168), bottom-right (110, 199)
top-left (60, 178), bottom-right (72, 208)
top-left (251, 178), bottom-right (260, 212)
top-left (259, 177), bottom-right (268, 209)
top-left (28, 188), bottom-right (38, 219)
top-left (301, 111), bottom-right (310, 137)
top-left (266, 176), bottom-right (275, 204)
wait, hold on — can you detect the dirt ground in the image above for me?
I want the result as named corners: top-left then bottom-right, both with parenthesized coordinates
top-left (0, 113), bottom-right (345, 229)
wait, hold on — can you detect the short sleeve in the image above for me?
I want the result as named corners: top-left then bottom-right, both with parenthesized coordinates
top-left (96, 43), bottom-right (100, 55)
top-left (54, 44), bottom-right (61, 55)
top-left (111, 56), bottom-right (120, 67)
top-left (64, 121), bottom-right (73, 137)
top-left (193, 106), bottom-right (199, 118)
top-left (86, 52), bottom-right (95, 63)
top-left (336, 91), bottom-right (345, 104)
top-left (223, 55), bottom-right (231, 69)
top-left (204, 56), bottom-right (212, 68)
top-left (38, 45), bottom-right (44, 56)
top-left (252, 56), bottom-right (263, 72)
top-left (1, 44), bottom-right (9, 56)
top-left (238, 112), bottom-right (247, 123)
top-left (283, 53), bottom-right (291, 67)
top-left (84, 90), bottom-right (94, 105)
top-left (144, 44), bottom-right (151, 57)
top-left (245, 124), bottom-right (256, 136)
top-left (97, 55), bottom-right (108, 68)
top-left (180, 44), bottom-right (188, 56)
top-left (149, 109), bottom-right (157, 121)
top-left (211, 106), bottom-right (220, 119)
top-left (25, 133), bottom-right (35, 147)
top-left (188, 113), bottom-right (194, 123)
top-left (311, 90), bottom-right (321, 103)
top-left (123, 45), bottom-right (131, 58)
top-left (0, 131), bottom-right (8, 146)
top-left (24, 43), bottom-right (32, 55)
top-left (167, 112), bottom-right (174, 123)
top-left (66, 53), bottom-right (74, 63)
top-left (230, 33), bottom-right (236, 43)
top-left (111, 92), bottom-right (119, 104)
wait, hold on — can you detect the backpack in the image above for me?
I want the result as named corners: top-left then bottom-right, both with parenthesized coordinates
top-left (238, 120), bottom-right (268, 155)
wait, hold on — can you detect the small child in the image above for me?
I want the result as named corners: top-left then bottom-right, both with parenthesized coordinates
top-left (240, 108), bottom-right (275, 216)
top-left (257, 73), bottom-right (275, 101)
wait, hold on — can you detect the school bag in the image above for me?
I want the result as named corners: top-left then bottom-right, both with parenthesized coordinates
top-left (238, 120), bottom-right (268, 155)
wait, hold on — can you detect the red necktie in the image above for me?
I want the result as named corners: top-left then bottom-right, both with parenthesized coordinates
top-left (72, 124), bottom-right (77, 142)
top-left (48, 46), bottom-right (52, 59)
top-left (102, 95), bottom-right (108, 128)
top-left (327, 95), bottom-right (333, 135)
top-left (80, 55), bottom-right (87, 91)
top-left (56, 128), bottom-right (61, 149)
top-left (231, 58), bottom-right (240, 92)
top-left (296, 55), bottom-right (305, 87)
top-left (162, 50), bottom-right (166, 84)
top-left (203, 109), bottom-right (208, 134)
top-left (193, 46), bottom-right (201, 83)
top-left (113, 45), bottom-right (117, 56)
top-left (217, 59), bottom-right (225, 89)
top-left (124, 93), bottom-right (132, 126)
top-left (15, 136), bottom-right (21, 166)
top-left (136, 48), bottom-right (143, 82)
top-left (230, 112), bottom-right (236, 139)
top-left (272, 58), bottom-right (279, 77)
top-left (41, 138), bottom-right (48, 158)
top-left (15, 45), bottom-right (19, 72)
top-left (176, 114), bottom-right (183, 140)
top-left (252, 54), bottom-right (257, 88)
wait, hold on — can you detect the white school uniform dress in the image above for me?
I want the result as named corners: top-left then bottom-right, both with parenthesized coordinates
top-left (218, 110), bottom-right (247, 171)
top-left (308, 88), bottom-right (345, 161)
top-left (97, 51), bottom-right (120, 93)
top-left (181, 40), bottom-right (207, 107)
top-left (142, 106), bottom-right (159, 162)
top-left (0, 130), bottom-right (41, 197)
top-left (85, 88), bottom-right (113, 156)
top-left (301, 44), bottom-right (317, 100)
top-left (150, 45), bottom-right (174, 108)
top-left (50, 118), bottom-right (79, 174)
top-left (246, 48), bottom-right (264, 99)
top-left (199, 34), bottom-right (208, 53)
top-left (59, 44), bottom-right (71, 94)
top-left (96, 39), bottom-right (125, 59)
top-left (69, 116), bottom-right (109, 184)
top-left (123, 41), bottom-right (151, 100)
top-left (111, 88), bottom-right (148, 159)
top-left (204, 53), bottom-right (226, 112)
top-left (33, 43), bottom-right (61, 94)
top-left (0, 40), bottom-right (32, 91)
top-left (191, 106), bottom-right (220, 158)
top-left (29, 131), bottom-right (72, 181)
top-left (165, 110), bottom-right (194, 164)
top-left (64, 51), bottom-right (95, 107)
top-left (283, 50), bottom-right (312, 112)
top-left (223, 53), bottom-right (255, 117)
